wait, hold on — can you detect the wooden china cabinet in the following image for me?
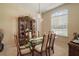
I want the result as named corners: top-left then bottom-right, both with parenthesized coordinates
top-left (18, 16), bottom-right (35, 46)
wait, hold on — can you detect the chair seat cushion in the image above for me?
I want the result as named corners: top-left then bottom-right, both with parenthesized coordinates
top-left (35, 44), bottom-right (42, 52)
top-left (21, 48), bottom-right (31, 54)
top-left (20, 43), bottom-right (31, 49)
top-left (20, 45), bottom-right (26, 49)
top-left (35, 44), bottom-right (46, 52)
top-left (20, 43), bottom-right (31, 55)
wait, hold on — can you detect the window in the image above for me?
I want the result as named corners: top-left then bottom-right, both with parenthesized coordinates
top-left (51, 9), bottom-right (68, 37)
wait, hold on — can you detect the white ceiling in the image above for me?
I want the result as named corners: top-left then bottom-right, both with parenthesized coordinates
top-left (18, 3), bottom-right (64, 13)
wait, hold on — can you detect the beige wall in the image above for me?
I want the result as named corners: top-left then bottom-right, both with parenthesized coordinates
top-left (41, 3), bottom-right (79, 43)
top-left (0, 3), bottom-right (37, 48)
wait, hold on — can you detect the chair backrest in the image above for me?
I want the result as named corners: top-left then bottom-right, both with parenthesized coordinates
top-left (49, 33), bottom-right (56, 48)
top-left (41, 34), bottom-right (49, 51)
top-left (36, 31), bottom-right (40, 38)
top-left (32, 31), bottom-right (36, 38)
top-left (47, 31), bottom-right (52, 46)
top-left (26, 32), bottom-right (30, 42)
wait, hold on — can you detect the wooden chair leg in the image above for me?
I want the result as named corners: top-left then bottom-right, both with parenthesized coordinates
top-left (46, 50), bottom-right (48, 56)
top-left (17, 53), bottom-right (19, 56)
top-left (51, 48), bottom-right (54, 54)
top-left (40, 52), bottom-right (42, 56)
top-left (32, 49), bottom-right (34, 56)
top-left (49, 48), bottom-right (51, 56)
top-left (17, 51), bottom-right (20, 56)
top-left (48, 48), bottom-right (50, 56)
top-left (52, 49), bottom-right (54, 54)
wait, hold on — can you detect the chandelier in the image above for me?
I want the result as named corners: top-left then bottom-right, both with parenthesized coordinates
top-left (37, 3), bottom-right (43, 22)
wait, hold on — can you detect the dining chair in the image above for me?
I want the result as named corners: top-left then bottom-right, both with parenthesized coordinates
top-left (34, 34), bottom-right (49, 56)
top-left (47, 32), bottom-right (56, 56)
top-left (14, 35), bottom-right (32, 56)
